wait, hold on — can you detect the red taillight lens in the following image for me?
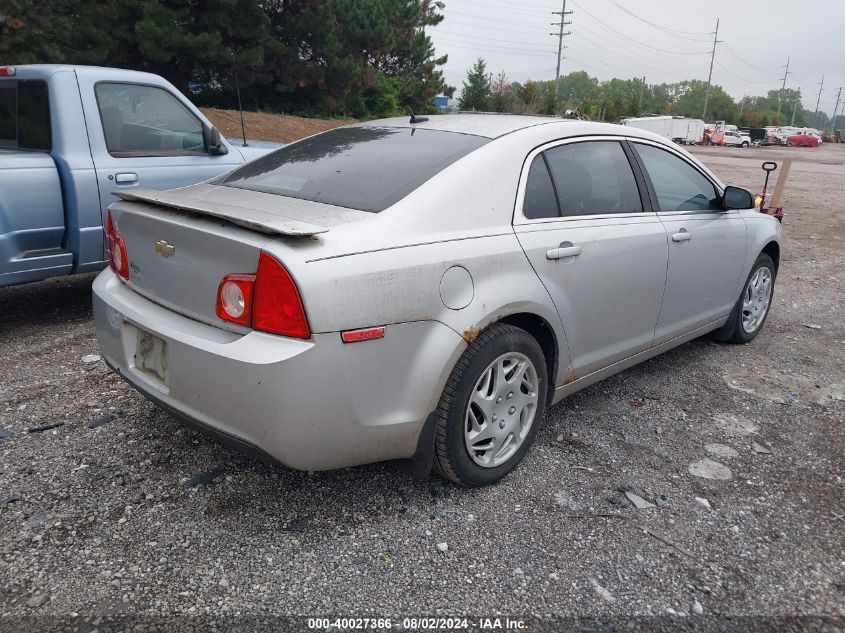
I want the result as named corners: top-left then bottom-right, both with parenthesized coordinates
top-left (215, 274), bottom-right (255, 326)
top-left (106, 211), bottom-right (129, 279)
top-left (252, 252), bottom-right (310, 338)
top-left (215, 253), bottom-right (310, 338)
top-left (0, 67), bottom-right (16, 77)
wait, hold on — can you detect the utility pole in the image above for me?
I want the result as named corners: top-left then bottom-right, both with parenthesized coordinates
top-left (814, 76), bottom-right (824, 128)
top-left (551, 0), bottom-right (572, 103)
top-left (638, 76), bottom-right (647, 114)
top-left (702, 18), bottom-right (720, 121)
top-left (831, 88), bottom-right (842, 135)
top-left (790, 100), bottom-right (798, 126)
top-left (776, 57), bottom-right (790, 119)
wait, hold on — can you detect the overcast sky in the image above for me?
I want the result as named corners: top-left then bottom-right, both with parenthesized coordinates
top-left (429, 0), bottom-right (845, 116)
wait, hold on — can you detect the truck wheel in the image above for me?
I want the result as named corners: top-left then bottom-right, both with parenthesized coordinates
top-left (433, 323), bottom-right (548, 486)
top-left (715, 253), bottom-right (776, 344)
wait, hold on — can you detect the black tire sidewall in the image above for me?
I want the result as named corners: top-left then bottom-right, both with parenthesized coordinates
top-left (733, 254), bottom-right (776, 343)
top-left (441, 326), bottom-right (548, 486)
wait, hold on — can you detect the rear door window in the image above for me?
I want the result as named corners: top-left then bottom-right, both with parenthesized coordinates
top-left (95, 82), bottom-right (205, 156)
top-left (219, 126), bottom-right (489, 212)
top-left (542, 141), bottom-right (643, 216)
top-left (0, 80), bottom-right (51, 151)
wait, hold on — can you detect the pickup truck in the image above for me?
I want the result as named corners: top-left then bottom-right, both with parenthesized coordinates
top-left (0, 64), bottom-right (280, 287)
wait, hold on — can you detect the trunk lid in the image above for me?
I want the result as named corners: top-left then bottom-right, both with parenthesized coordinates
top-left (111, 184), bottom-right (368, 330)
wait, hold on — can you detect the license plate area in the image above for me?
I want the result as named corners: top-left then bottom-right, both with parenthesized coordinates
top-left (134, 328), bottom-right (169, 386)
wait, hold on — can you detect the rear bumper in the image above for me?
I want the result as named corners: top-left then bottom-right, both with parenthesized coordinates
top-left (93, 270), bottom-right (466, 471)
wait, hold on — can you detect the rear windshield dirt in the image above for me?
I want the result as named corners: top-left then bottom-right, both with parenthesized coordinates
top-left (217, 126), bottom-right (489, 212)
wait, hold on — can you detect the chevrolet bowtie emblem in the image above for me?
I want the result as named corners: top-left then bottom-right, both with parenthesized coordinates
top-left (154, 240), bottom-right (175, 257)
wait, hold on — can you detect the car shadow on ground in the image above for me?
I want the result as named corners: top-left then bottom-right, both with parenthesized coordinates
top-left (0, 273), bottom-right (98, 334)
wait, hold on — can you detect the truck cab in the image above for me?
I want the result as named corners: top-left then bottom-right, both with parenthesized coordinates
top-left (0, 65), bottom-right (279, 287)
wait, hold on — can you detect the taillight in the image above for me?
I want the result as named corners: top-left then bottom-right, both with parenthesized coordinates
top-left (106, 211), bottom-right (129, 279)
top-left (0, 67), bottom-right (16, 77)
top-left (215, 252), bottom-right (310, 338)
top-left (215, 274), bottom-right (255, 326)
top-left (253, 252), bottom-right (310, 338)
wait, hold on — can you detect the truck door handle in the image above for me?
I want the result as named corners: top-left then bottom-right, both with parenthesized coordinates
top-left (672, 229), bottom-right (692, 242)
top-left (546, 242), bottom-right (582, 260)
top-left (114, 172), bottom-right (138, 184)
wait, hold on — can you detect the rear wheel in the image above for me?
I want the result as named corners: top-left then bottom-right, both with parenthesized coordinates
top-left (433, 324), bottom-right (548, 486)
top-left (718, 253), bottom-right (776, 343)
top-left (741, 141), bottom-right (749, 148)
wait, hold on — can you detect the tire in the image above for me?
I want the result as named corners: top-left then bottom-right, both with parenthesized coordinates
top-left (741, 141), bottom-right (749, 148)
top-left (433, 323), bottom-right (548, 486)
top-left (717, 253), bottom-right (776, 344)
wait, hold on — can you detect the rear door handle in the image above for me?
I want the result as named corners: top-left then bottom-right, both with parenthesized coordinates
top-left (546, 243), bottom-right (582, 260)
top-left (672, 229), bottom-right (692, 242)
top-left (114, 172), bottom-right (138, 184)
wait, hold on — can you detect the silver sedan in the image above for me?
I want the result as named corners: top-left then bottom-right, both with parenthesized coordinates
top-left (93, 114), bottom-right (782, 486)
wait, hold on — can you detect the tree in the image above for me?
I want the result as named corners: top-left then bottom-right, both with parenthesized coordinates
top-left (0, 0), bottom-right (453, 119)
top-left (672, 80), bottom-right (738, 123)
top-left (556, 71), bottom-right (599, 110)
top-left (459, 58), bottom-right (492, 111)
top-left (491, 70), bottom-right (514, 112)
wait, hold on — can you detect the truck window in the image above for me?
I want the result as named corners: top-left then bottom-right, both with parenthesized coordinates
top-left (0, 80), bottom-right (52, 151)
top-left (94, 82), bottom-right (206, 157)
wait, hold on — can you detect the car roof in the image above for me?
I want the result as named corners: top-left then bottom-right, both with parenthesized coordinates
top-left (357, 114), bottom-right (571, 139)
top-left (356, 113), bottom-right (666, 142)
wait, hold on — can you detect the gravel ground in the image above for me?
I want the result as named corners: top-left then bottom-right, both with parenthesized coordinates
top-left (0, 144), bottom-right (843, 632)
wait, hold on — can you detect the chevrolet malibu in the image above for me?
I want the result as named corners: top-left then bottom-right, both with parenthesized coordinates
top-left (93, 114), bottom-right (781, 486)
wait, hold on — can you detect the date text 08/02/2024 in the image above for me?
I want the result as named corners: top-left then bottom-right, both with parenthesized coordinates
top-left (306, 617), bottom-right (527, 630)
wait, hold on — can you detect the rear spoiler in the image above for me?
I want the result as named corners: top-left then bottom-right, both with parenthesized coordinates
top-left (112, 188), bottom-right (329, 236)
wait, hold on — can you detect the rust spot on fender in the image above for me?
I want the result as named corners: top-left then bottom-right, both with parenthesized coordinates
top-left (463, 326), bottom-right (482, 343)
top-left (563, 369), bottom-right (577, 385)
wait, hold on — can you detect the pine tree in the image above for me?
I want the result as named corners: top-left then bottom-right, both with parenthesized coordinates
top-left (459, 58), bottom-right (492, 112)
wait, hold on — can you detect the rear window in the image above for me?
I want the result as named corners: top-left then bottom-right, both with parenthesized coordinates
top-left (0, 79), bottom-right (51, 151)
top-left (218, 126), bottom-right (489, 212)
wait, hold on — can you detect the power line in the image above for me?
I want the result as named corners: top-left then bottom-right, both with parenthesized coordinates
top-left (714, 59), bottom-right (774, 86)
top-left (434, 30), bottom-right (555, 50)
top-left (569, 1), bottom-right (710, 56)
top-left (436, 17), bottom-right (548, 37)
top-left (603, 0), bottom-right (712, 41)
top-left (720, 44), bottom-right (782, 75)
top-left (457, 0), bottom-right (556, 18)
top-left (570, 18), bottom-right (704, 76)
top-left (433, 39), bottom-right (556, 58)
top-left (446, 8), bottom-right (553, 30)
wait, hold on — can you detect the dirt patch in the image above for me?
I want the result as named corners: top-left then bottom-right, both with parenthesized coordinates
top-left (201, 108), bottom-right (356, 144)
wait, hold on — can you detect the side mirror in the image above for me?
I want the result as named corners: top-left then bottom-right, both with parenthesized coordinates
top-left (722, 186), bottom-right (754, 210)
top-left (203, 124), bottom-right (228, 156)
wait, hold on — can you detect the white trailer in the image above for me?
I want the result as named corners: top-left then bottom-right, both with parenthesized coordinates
top-left (620, 115), bottom-right (705, 145)
top-left (670, 117), bottom-right (706, 144)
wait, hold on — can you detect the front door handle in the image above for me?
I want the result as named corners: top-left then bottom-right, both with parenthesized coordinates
top-left (546, 242), bottom-right (582, 260)
top-left (672, 229), bottom-right (692, 242)
top-left (114, 172), bottom-right (138, 184)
